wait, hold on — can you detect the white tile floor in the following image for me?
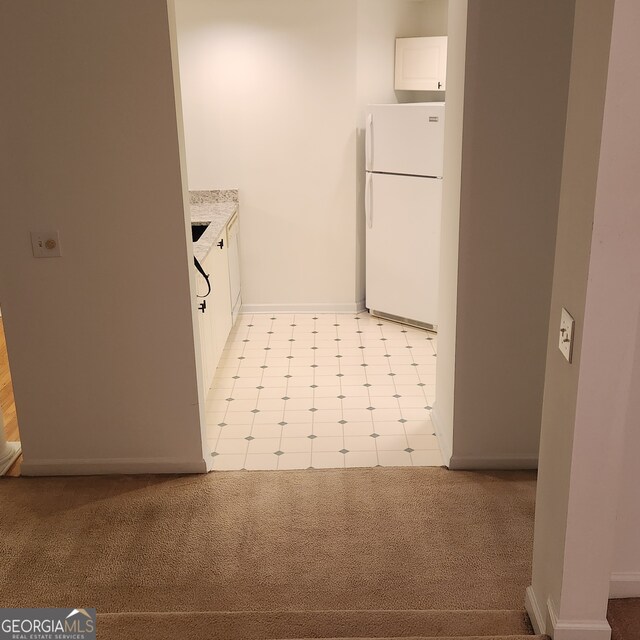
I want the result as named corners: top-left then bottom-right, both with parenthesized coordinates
top-left (205, 312), bottom-right (442, 470)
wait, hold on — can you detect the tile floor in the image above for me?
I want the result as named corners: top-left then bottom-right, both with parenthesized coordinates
top-left (205, 312), bottom-right (442, 470)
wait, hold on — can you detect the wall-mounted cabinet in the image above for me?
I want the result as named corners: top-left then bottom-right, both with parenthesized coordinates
top-left (395, 36), bottom-right (448, 91)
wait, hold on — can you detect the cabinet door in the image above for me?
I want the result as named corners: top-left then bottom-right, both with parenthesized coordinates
top-left (210, 231), bottom-right (232, 370)
top-left (196, 253), bottom-right (216, 392)
top-left (395, 36), bottom-right (448, 91)
top-left (226, 213), bottom-right (242, 322)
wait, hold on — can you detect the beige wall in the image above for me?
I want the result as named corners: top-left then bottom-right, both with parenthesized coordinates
top-left (0, 0), bottom-right (205, 474)
top-left (175, 0), bottom-right (360, 312)
top-left (433, 0), bottom-right (575, 469)
top-left (611, 367), bottom-right (640, 597)
top-left (432, 0), bottom-right (467, 461)
top-left (527, 0), bottom-right (615, 622)
top-left (530, 0), bottom-right (640, 630)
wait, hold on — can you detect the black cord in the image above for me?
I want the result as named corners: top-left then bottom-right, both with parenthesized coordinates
top-left (194, 257), bottom-right (211, 298)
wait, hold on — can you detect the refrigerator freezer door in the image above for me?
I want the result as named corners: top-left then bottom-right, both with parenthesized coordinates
top-left (365, 173), bottom-right (442, 327)
top-left (367, 103), bottom-right (445, 178)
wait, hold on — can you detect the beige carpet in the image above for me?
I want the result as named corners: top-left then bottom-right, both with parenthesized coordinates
top-left (1, 467), bottom-right (539, 638)
top-left (608, 599), bottom-right (640, 640)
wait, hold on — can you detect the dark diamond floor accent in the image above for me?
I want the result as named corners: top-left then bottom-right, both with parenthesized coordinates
top-left (274, 451), bottom-right (284, 456)
top-left (405, 448), bottom-right (415, 453)
top-left (339, 449), bottom-right (349, 454)
top-left (245, 436), bottom-right (255, 441)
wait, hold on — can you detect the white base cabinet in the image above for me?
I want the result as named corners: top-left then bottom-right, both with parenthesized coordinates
top-left (196, 213), bottom-right (241, 394)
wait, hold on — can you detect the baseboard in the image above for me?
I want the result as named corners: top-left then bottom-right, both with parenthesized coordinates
top-left (610, 571), bottom-right (640, 598)
top-left (525, 586), bottom-right (546, 635)
top-left (20, 456), bottom-right (208, 476)
top-left (241, 301), bottom-right (366, 314)
top-left (547, 596), bottom-right (611, 640)
top-left (430, 404), bottom-right (452, 467)
top-left (448, 453), bottom-right (539, 470)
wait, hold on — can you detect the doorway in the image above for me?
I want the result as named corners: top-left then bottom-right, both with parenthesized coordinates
top-left (0, 313), bottom-right (21, 476)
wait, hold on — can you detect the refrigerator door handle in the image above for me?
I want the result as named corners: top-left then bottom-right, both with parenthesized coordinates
top-left (365, 172), bottom-right (373, 229)
top-left (365, 113), bottom-right (373, 171)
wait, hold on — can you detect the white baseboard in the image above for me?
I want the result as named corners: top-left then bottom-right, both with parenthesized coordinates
top-left (241, 301), bottom-right (366, 314)
top-left (448, 453), bottom-right (539, 470)
top-left (430, 404), bottom-right (452, 467)
top-left (525, 586), bottom-right (546, 635)
top-left (547, 596), bottom-right (611, 640)
top-left (20, 456), bottom-right (208, 476)
top-left (610, 571), bottom-right (640, 598)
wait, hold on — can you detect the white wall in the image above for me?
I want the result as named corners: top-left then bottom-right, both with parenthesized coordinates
top-left (528, 0), bottom-right (614, 626)
top-left (432, 0), bottom-right (575, 470)
top-left (175, 0), bottom-right (359, 312)
top-left (432, 0), bottom-right (467, 463)
top-left (0, 0), bottom-right (206, 475)
top-left (175, 0), bottom-right (447, 311)
top-left (611, 390), bottom-right (640, 598)
top-left (526, 0), bottom-right (640, 635)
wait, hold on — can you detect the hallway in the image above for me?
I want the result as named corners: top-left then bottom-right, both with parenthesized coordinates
top-left (0, 467), bottom-right (538, 639)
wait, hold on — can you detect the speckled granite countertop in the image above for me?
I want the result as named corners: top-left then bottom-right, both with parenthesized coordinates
top-left (190, 190), bottom-right (238, 262)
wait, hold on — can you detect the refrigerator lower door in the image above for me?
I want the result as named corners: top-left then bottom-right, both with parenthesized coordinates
top-left (365, 172), bottom-right (442, 328)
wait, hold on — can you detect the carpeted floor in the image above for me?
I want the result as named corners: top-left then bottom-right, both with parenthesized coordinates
top-left (608, 599), bottom-right (640, 640)
top-left (0, 467), bottom-right (535, 615)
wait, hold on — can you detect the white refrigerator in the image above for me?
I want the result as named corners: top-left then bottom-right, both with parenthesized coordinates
top-left (365, 102), bottom-right (445, 330)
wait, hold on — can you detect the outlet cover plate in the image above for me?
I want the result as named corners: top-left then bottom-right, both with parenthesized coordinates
top-left (559, 307), bottom-right (575, 363)
top-left (31, 231), bottom-right (62, 258)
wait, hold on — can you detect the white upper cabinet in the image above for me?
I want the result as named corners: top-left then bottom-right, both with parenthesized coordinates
top-left (395, 36), bottom-right (448, 91)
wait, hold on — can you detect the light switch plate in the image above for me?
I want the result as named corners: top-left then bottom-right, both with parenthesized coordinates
top-left (559, 307), bottom-right (575, 363)
top-left (31, 231), bottom-right (62, 258)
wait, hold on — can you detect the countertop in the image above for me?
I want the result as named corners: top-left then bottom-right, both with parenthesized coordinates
top-left (190, 190), bottom-right (238, 263)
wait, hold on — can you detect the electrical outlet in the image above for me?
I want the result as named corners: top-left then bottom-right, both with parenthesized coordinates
top-left (31, 231), bottom-right (62, 258)
top-left (559, 307), bottom-right (575, 363)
